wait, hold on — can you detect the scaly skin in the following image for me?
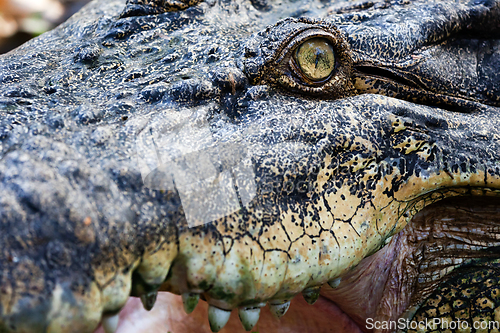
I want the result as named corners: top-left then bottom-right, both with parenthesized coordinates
top-left (0, 0), bottom-right (499, 332)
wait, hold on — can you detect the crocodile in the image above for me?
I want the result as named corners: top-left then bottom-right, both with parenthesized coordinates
top-left (0, 0), bottom-right (499, 332)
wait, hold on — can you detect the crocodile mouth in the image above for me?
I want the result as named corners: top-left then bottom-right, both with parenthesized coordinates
top-left (92, 194), bottom-right (500, 333)
top-left (322, 194), bottom-right (500, 333)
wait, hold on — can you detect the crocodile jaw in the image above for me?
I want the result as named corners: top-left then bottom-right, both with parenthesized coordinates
top-left (92, 197), bottom-right (500, 333)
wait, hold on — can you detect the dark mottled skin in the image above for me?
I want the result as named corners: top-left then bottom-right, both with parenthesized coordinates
top-left (0, 0), bottom-right (499, 332)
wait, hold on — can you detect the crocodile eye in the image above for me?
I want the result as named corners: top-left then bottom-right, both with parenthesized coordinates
top-left (294, 38), bottom-right (335, 82)
top-left (254, 21), bottom-right (354, 98)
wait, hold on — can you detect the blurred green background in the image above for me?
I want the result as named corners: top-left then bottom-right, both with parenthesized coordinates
top-left (0, 0), bottom-right (92, 54)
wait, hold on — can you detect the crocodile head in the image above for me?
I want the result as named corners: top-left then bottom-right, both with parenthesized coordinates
top-left (0, 0), bottom-right (499, 332)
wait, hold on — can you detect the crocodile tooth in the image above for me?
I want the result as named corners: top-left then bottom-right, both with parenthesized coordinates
top-left (238, 307), bottom-right (261, 331)
top-left (328, 277), bottom-right (342, 288)
top-left (384, 235), bottom-right (393, 245)
top-left (140, 291), bottom-right (158, 311)
top-left (269, 300), bottom-right (291, 318)
top-left (102, 313), bottom-right (120, 333)
top-left (182, 292), bottom-right (200, 314)
top-left (302, 286), bottom-right (321, 305)
top-left (208, 305), bottom-right (231, 332)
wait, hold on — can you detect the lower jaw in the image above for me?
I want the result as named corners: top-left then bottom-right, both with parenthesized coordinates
top-left (93, 195), bottom-right (500, 333)
top-left (94, 293), bottom-right (363, 333)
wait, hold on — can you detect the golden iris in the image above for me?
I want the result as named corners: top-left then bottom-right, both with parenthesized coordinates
top-left (294, 38), bottom-right (335, 81)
